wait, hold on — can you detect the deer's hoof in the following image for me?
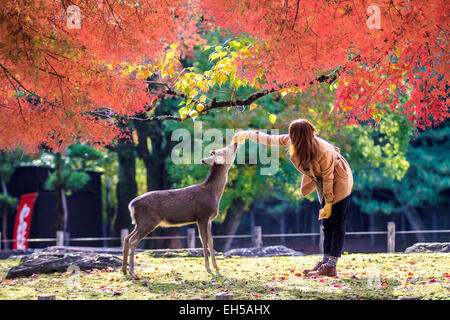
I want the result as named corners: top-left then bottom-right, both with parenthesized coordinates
top-left (127, 267), bottom-right (138, 279)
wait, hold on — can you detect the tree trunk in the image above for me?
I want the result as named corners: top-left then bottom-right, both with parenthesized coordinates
top-left (404, 207), bottom-right (426, 242)
top-left (115, 141), bottom-right (138, 235)
top-left (1, 179), bottom-right (8, 249)
top-left (432, 208), bottom-right (437, 241)
top-left (400, 211), bottom-right (406, 241)
top-left (54, 187), bottom-right (69, 233)
top-left (54, 153), bottom-right (69, 233)
top-left (134, 112), bottom-right (179, 248)
top-left (280, 211), bottom-right (286, 244)
top-left (369, 214), bottom-right (375, 246)
top-left (216, 197), bottom-right (246, 252)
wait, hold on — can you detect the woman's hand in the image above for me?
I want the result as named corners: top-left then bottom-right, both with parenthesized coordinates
top-left (318, 203), bottom-right (332, 220)
top-left (232, 130), bottom-right (254, 144)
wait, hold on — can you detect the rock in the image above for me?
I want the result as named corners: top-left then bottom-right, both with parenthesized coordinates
top-left (38, 295), bottom-right (56, 300)
top-left (224, 245), bottom-right (304, 257)
top-left (145, 248), bottom-right (222, 258)
top-left (43, 246), bottom-right (143, 255)
top-left (6, 249), bottom-right (122, 279)
top-left (404, 242), bottom-right (450, 253)
top-left (216, 292), bottom-right (234, 300)
top-left (398, 296), bottom-right (422, 300)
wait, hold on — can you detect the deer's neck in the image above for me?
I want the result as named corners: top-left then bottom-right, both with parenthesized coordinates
top-left (204, 164), bottom-right (229, 199)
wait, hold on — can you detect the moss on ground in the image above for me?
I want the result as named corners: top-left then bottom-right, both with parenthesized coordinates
top-left (0, 252), bottom-right (448, 300)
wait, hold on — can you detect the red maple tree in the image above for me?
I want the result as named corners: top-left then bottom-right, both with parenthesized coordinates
top-left (0, 0), bottom-right (448, 152)
top-left (0, 0), bottom-right (200, 151)
top-left (201, 0), bottom-right (449, 128)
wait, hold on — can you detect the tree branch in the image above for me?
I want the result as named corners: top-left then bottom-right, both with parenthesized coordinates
top-left (92, 66), bottom-right (343, 123)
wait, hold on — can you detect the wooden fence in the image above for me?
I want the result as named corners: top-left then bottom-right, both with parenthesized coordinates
top-left (1, 222), bottom-right (450, 253)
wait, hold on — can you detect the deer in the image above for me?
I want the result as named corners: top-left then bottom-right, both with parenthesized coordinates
top-left (121, 142), bottom-right (240, 278)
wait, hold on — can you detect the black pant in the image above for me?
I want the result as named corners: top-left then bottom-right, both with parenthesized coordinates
top-left (321, 194), bottom-right (351, 258)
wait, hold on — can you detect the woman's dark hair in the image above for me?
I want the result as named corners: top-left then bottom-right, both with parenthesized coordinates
top-left (288, 119), bottom-right (318, 166)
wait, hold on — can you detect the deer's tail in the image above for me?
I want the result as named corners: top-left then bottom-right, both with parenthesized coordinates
top-left (129, 200), bottom-right (136, 225)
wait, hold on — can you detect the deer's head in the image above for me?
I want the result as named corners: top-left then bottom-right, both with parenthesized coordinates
top-left (201, 142), bottom-right (239, 166)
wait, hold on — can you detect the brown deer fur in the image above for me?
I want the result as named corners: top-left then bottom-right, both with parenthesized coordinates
top-left (122, 142), bottom-right (240, 278)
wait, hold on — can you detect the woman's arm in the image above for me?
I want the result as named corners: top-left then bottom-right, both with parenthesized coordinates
top-left (233, 130), bottom-right (290, 146)
top-left (318, 151), bottom-right (335, 205)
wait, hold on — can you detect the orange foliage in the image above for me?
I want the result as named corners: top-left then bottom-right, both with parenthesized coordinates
top-left (0, 0), bottom-right (200, 151)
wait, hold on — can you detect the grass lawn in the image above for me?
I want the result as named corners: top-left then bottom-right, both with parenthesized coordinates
top-left (0, 252), bottom-right (449, 300)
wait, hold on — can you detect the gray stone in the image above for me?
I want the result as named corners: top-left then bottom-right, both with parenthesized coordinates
top-left (404, 242), bottom-right (450, 253)
top-left (145, 248), bottom-right (222, 258)
top-left (43, 246), bottom-right (143, 255)
top-left (398, 296), bottom-right (422, 300)
top-left (6, 249), bottom-right (122, 279)
top-left (224, 245), bottom-right (304, 257)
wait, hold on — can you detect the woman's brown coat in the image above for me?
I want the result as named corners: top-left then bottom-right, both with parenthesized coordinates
top-left (250, 132), bottom-right (353, 204)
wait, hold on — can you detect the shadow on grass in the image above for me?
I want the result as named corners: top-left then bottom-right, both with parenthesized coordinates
top-left (124, 272), bottom-right (404, 300)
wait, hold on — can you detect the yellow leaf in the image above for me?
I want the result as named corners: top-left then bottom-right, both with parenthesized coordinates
top-left (189, 110), bottom-right (199, 118)
top-left (210, 53), bottom-right (220, 61)
top-left (190, 88), bottom-right (199, 97)
top-left (196, 104), bottom-right (205, 112)
top-left (137, 70), bottom-right (150, 79)
top-left (166, 51), bottom-right (175, 60)
top-left (250, 103), bottom-right (258, 111)
top-left (269, 114), bottom-right (277, 124)
top-left (199, 95), bottom-right (207, 103)
top-left (220, 74), bottom-right (227, 84)
top-left (179, 107), bottom-right (189, 120)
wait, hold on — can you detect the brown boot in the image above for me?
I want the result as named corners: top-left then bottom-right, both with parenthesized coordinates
top-left (303, 261), bottom-right (326, 275)
top-left (308, 264), bottom-right (337, 277)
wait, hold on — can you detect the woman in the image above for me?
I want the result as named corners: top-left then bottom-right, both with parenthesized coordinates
top-left (232, 119), bottom-right (353, 277)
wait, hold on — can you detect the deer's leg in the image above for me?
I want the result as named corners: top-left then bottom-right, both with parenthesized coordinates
top-left (122, 227), bottom-right (138, 275)
top-left (128, 224), bottom-right (157, 278)
top-left (197, 220), bottom-right (212, 273)
top-left (207, 220), bottom-right (219, 272)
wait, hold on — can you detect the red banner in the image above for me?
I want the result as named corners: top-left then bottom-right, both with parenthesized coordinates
top-left (13, 193), bottom-right (38, 250)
